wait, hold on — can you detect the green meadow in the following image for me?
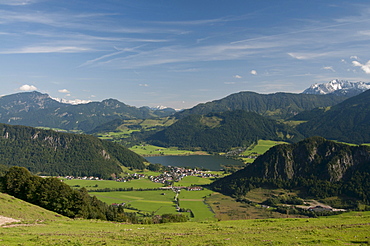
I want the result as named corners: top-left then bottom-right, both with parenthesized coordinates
top-left (1, 206), bottom-right (370, 245)
top-left (174, 175), bottom-right (216, 186)
top-left (62, 177), bottom-right (164, 190)
top-left (129, 144), bottom-right (208, 156)
top-left (62, 175), bottom-right (218, 221)
top-left (241, 140), bottom-right (287, 163)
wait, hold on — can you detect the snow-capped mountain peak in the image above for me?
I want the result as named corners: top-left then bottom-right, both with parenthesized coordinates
top-left (51, 97), bottom-right (92, 105)
top-left (303, 79), bottom-right (370, 96)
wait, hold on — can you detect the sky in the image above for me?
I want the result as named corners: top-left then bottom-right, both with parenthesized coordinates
top-left (1, 0), bottom-right (370, 109)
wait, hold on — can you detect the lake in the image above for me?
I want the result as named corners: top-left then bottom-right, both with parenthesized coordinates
top-left (145, 155), bottom-right (244, 171)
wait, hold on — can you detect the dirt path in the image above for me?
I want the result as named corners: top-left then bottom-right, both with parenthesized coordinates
top-left (0, 215), bottom-right (20, 226)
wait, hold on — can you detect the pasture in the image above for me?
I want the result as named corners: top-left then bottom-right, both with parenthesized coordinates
top-left (241, 140), bottom-right (287, 163)
top-left (62, 178), bottom-right (164, 190)
top-left (1, 210), bottom-right (369, 245)
top-left (89, 190), bottom-right (178, 215)
top-left (129, 144), bottom-right (207, 156)
top-left (174, 175), bottom-right (216, 186)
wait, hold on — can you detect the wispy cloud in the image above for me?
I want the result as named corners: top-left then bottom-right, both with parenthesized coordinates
top-left (288, 52), bottom-right (331, 60)
top-left (0, 46), bottom-right (91, 54)
top-left (0, 0), bottom-right (39, 5)
top-left (322, 66), bottom-right (335, 72)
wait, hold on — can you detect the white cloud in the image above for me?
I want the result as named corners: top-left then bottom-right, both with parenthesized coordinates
top-left (58, 89), bottom-right (70, 93)
top-left (139, 84), bottom-right (149, 87)
top-left (250, 70), bottom-right (257, 75)
top-left (19, 84), bottom-right (37, 91)
top-left (352, 60), bottom-right (370, 74)
top-left (224, 82), bottom-right (236, 84)
top-left (233, 75), bottom-right (242, 79)
top-left (350, 56), bottom-right (359, 60)
top-left (323, 66), bottom-right (335, 72)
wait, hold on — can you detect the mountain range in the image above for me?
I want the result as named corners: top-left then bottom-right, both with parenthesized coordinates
top-left (0, 91), bottom-right (176, 132)
top-left (302, 79), bottom-right (370, 97)
top-left (175, 91), bottom-right (347, 120)
top-left (147, 110), bottom-right (304, 152)
top-left (294, 89), bottom-right (370, 144)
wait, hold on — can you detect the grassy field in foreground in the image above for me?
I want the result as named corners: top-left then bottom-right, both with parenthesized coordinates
top-left (1, 211), bottom-right (369, 245)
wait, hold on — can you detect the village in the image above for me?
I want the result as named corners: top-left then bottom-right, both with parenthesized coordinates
top-left (62, 166), bottom-right (218, 191)
top-left (148, 166), bottom-right (218, 186)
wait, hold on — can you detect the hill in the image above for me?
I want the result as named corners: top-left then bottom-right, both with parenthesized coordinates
top-left (0, 123), bottom-right (146, 178)
top-left (0, 192), bottom-right (68, 225)
top-left (0, 91), bottom-right (176, 132)
top-left (295, 89), bottom-right (370, 144)
top-left (175, 91), bottom-right (347, 120)
top-left (147, 110), bottom-right (304, 152)
top-left (211, 137), bottom-right (370, 205)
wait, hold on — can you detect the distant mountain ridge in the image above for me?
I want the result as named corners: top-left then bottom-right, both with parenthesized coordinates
top-left (147, 110), bottom-right (304, 152)
top-left (303, 79), bottom-right (370, 97)
top-left (175, 91), bottom-right (348, 120)
top-left (295, 89), bottom-right (370, 144)
top-left (0, 91), bottom-right (176, 132)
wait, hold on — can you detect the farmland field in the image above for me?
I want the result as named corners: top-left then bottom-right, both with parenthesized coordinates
top-left (63, 175), bottom-right (219, 220)
top-left (129, 144), bottom-right (208, 156)
top-left (62, 177), bottom-right (164, 190)
top-left (174, 175), bottom-right (217, 186)
top-left (89, 190), bottom-right (177, 215)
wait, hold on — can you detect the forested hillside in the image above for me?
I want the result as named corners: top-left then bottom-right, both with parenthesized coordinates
top-left (147, 110), bottom-right (304, 152)
top-left (295, 89), bottom-right (370, 143)
top-left (0, 123), bottom-right (146, 178)
top-left (211, 137), bottom-right (370, 206)
top-left (176, 91), bottom-right (347, 120)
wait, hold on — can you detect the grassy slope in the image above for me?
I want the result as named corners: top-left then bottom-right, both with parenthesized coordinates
top-left (0, 193), bottom-right (68, 224)
top-left (241, 139), bottom-right (288, 163)
top-left (1, 211), bottom-right (369, 245)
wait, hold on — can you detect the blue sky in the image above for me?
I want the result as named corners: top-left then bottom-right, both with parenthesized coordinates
top-left (1, 0), bottom-right (370, 109)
